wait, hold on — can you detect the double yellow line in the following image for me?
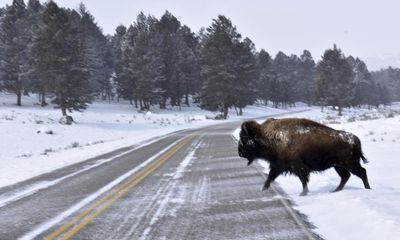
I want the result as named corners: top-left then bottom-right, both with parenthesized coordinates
top-left (45, 136), bottom-right (192, 240)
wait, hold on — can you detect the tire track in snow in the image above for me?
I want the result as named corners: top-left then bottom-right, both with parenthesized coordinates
top-left (19, 138), bottom-right (184, 240)
top-left (0, 136), bottom-right (171, 209)
top-left (138, 138), bottom-right (202, 240)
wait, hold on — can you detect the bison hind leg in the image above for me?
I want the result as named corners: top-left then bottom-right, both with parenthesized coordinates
top-left (333, 166), bottom-right (351, 192)
top-left (349, 166), bottom-right (371, 189)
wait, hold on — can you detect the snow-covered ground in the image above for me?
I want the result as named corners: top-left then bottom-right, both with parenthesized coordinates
top-left (233, 105), bottom-right (400, 240)
top-left (0, 93), bottom-right (294, 189)
top-left (5, 91), bottom-right (399, 239)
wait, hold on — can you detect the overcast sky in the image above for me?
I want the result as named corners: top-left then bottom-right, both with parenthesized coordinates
top-left (2, 0), bottom-right (400, 70)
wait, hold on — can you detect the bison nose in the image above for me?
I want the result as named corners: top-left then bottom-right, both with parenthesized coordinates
top-left (238, 148), bottom-right (244, 157)
top-left (238, 142), bottom-right (242, 157)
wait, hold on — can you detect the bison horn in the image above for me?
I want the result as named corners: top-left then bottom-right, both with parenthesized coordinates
top-left (242, 124), bottom-right (249, 136)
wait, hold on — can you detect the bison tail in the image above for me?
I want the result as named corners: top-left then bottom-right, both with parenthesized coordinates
top-left (360, 151), bottom-right (368, 164)
top-left (354, 135), bottom-right (368, 164)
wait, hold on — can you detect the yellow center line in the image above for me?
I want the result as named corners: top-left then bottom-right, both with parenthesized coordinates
top-left (45, 136), bottom-right (193, 240)
top-left (46, 138), bottom-right (187, 239)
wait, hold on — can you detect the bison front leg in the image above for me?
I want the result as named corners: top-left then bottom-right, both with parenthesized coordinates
top-left (262, 169), bottom-right (279, 191)
top-left (298, 171), bottom-right (310, 196)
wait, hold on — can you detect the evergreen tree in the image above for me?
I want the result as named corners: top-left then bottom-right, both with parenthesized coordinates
top-left (176, 25), bottom-right (200, 107)
top-left (297, 50), bottom-right (316, 106)
top-left (76, 4), bottom-right (112, 99)
top-left (32, 1), bottom-right (92, 117)
top-left (256, 49), bottom-right (272, 105)
top-left (0, 0), bottom-right (29, 106)
top-left (200, 15), bottom-right (242, 119)
top-left (317, 44), bottom-right (354, 115)
top-left (350, 58), bottom-right (377, 107)
top-left (273, 52), bottom-right (298, 108)
top-left (170, 36), bottom-right (192, 108)
top-left (102, 36), bottom-right (115, 102)
top-left (377, 83), bottom-right (390, 106)
top-left (268, 76), bottom-right (281, 108)
top-left (122, 13), bottom-right (164, 110)
top-left (232, 37), bottom-right (257, 115)
top-left (27, 0), bottom-right (41, 15)
top-left (0, 7), bottom-right (5, 18)
top-left (117, 25), bottom-right (136, 104)
top-left (1, 0), bottom-right (390, 112)
top-left (115, 24), bottom-right (137, 104)
top-left (26, 0), bottom-right (45, 105)
top-left (168, 34), bottom-right (186, 108)
top-left (155, 11), bottom-right (182, 108)
top-left (371, 67), bottom-right (399, 101)
top-left (256, 49), bottom-right (279, 107)
top-left (113, 13), bottom-right (201, 110)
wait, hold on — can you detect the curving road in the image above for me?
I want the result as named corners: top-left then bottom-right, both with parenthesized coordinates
top-left (0, 117), bottom-right (321, 240)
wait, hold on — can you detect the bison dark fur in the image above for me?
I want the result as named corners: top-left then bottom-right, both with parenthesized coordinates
top-left (238, 118), bottom-right (371, 195)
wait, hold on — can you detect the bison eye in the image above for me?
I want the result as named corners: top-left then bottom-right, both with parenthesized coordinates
top-left (247, 139), bottom-right (254, 145)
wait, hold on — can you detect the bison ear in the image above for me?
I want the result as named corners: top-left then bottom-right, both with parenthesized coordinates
top-left (241, 120), bottom-right (261, 140)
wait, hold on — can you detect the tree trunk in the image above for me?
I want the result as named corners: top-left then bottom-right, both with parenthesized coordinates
top-left (144, 101), bottom-right (150, 110)
top-left (61, 107), bottom-right (67, 116)
top-left (59, 93), bottom-right (67, 116)
top-left (185, 93), bottom-right (190, 106)
top-left (223, 106), bottom-right (229, 120)
top-left (17, 90), bottom-right (22, 106)
top-left (239, 107), bottom-right (243, 116)
top-left (41, 92), bottom-right (47, 107)
top-left (234, 106), bottom-right (239, 116)
top-left (160, 97), bottom-right (167, 109)
top-left (178, 99), bottom-right (182, 111)
top-left (139, 99), bottom-right (143, 110)
top-left (338, 105), bottom-right (342, 116)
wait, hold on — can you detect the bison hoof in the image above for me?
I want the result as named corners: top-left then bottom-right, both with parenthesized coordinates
top-left (261, 184), bottom-right (269, 191)
top-left (299, 191), bottom-right (308, 196)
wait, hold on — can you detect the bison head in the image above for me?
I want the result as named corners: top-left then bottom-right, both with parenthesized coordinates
top-left (238, 120), bottom-right (263, 166)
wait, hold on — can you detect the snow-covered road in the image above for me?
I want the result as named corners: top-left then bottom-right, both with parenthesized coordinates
top-left (0, 117), bottom-right (319, 240)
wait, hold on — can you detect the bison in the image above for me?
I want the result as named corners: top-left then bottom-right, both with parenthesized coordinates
top-left (238, 118), bottom-right (371, 195)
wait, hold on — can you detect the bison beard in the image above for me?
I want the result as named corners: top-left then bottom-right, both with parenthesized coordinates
top-left (238, 118), bottom-right (371, 196)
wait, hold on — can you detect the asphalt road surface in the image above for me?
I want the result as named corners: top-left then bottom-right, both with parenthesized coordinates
top-left (0, 118), bottom-right (321, 240)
